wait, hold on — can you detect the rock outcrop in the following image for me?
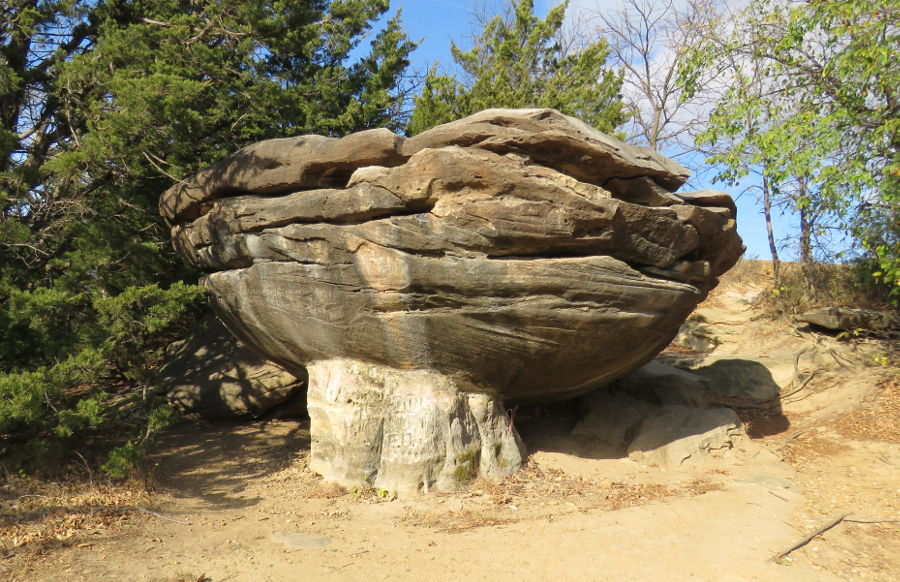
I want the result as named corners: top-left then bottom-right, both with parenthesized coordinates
top-left (161, 108), bottom-right (744, 493)
top-left (627, 406), bottom-right (744, 468)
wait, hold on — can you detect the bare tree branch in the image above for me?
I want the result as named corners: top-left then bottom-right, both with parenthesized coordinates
top-left (589, 0), bottom-right (725, 167)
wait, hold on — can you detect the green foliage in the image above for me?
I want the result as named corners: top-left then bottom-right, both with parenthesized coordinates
top-left (0, 283), bottom-right (205, 469)
top-left (407, 0), bottom-right (625, 135)
top-left (101, 440), bottom-right (144, 480)
top-left (0, 0), bottom-right (415, 473)
top-left (683, 0), bottom-right (898, 298)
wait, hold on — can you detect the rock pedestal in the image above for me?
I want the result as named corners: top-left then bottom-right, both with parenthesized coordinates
top-left (307, 359), bottom-right (523, 493)
top-left (160, 108), bottom-right (744, 492)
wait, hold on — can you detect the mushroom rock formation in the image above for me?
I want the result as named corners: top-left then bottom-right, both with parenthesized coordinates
top-left (160, 108), bottom-right (744, 493)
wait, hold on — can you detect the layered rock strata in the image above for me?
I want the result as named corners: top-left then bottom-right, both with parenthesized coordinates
top-left (161, 108), bottom-right (744, 493)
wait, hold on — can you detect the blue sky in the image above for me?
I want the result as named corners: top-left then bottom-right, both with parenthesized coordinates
top-left (393, 0), bottom-right (782, 261)
top-left (397, 1), bottom-right (496, 74)
top-left (398, 1), bottom-right (563, 71)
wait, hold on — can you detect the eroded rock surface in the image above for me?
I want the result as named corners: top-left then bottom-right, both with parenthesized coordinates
top-left (627, 406), bottom-right (744, 468)
top-left (161, 108), bottom-right (744, 492)
top-left (570, 361), bottom-right (745, 466)
top-left (307, 359), bottom-right (523, 493)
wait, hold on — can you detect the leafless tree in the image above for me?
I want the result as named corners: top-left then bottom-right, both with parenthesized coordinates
top-left (587, 0), bottom-right (797, 277)
top-left (590, 0), bottom-right (724, 164)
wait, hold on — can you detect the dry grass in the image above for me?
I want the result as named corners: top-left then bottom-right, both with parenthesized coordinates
top-left (717, 258), bottom-right (776, 289)
top-left (398, 508), bottom-right (513, 532)
top-left (479, 462), bottom-right (722, 510)
top-left (657, 342), bottom-right (704, 359)
top-left (472, 462), bottom-right (596, 505)
top-left (599, 482), bottom-right (680, 511)
top-left (695, 258), bottom-right (774, 310)
top-left (831, 376), bottom-right (900, 443)
top-left (146, 574), bottom-right (211, 582)
top-left (706, 258), bottom-right (896, 320)
top-left (396, 461), bottom-right (724, 534)
top-left (756, 261), bottom-right (897, 316)
top-left (781, 433), bottom-right (852, 466)
top-left (0, 474), bottom-right (152, 558)
top-left (682, 479), bottom-right (725, 497)
top-left (307, 481), bottom-right (348, 499)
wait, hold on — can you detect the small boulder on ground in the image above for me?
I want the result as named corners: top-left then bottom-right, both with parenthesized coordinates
top-left (627, 406), bottom-right (744, 468)
top-left (572, 361), bottom-right (743, 466)
top-left (690, 358), bottom-right (781, 403)
top-left (572, 390), bottom-right (648, 448)
top-left (158, 316), bottom-right (306, 420)
top-left (673, 319), bottom-right (720, 354)
top-left (797, 307), bottom-right (900, 335)
top-left (610, 360), bottom-right (711, 408)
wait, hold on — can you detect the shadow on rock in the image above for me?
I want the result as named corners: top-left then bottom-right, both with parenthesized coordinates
top-left (691, 358), bottom-right (790, 438)
top-left (513, 399), bottom-right (627, 461)
top-left (149, 419), bottom-right (310, 509)
top-left (692, 358), bottom-right (781, 402)
top-left (158, 315), bottom-right (308, 421)
top-left (514, 359), bottom-right (790, 467)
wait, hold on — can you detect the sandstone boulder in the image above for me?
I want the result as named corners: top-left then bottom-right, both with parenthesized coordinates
top-left (673, 318), bottom-right (721, 354)
top-left (627, 406), bottom-right (744, 468)
top-left (159, 316), bottom-right (305, 419)
top-left (572, 390), bottom-right (647, 448)
top-left (161, 108), bottom-right (744, 492)
top-left (691, 358), bottom-right (781, 403)
top-left (609, 360), bottom-right (711, 408)
top-left (797, 306), bottom-right (900, 334)
top-left (571, 362), bottom-right (728, 459)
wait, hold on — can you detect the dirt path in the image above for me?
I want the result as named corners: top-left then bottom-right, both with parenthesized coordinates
top-left (4, 264), bottom-right (898, 582)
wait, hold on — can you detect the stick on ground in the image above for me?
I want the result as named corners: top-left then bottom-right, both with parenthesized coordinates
top-left (772, 514), bottom-right (849, 561)
top-left (135, 506), bottom-right (191, 525)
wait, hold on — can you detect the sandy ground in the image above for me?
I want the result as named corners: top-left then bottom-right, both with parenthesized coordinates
top-left (3, 263), bottom-right (898, 582)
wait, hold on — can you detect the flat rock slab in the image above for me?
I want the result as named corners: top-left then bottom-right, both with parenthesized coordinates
top-left (690, 359), bottom-right (781, 402)
top-left (571, 362), bottom-right (740, 465)
top-left (797, 307), bottom-right (900, 334)
top-left (627, 406), bottom-right (744, 468)
top-left (272, 531), bottom-right (332, 549)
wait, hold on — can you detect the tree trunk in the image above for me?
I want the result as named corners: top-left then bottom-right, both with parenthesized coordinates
top-left (799, 208), bottom-right (813, 263)
top-left (762, 172), bottom-right (781, 285)
top-left (798, 177), bottom-right (813, 264)
top-left (795, 177), bottom-right (820, 299)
